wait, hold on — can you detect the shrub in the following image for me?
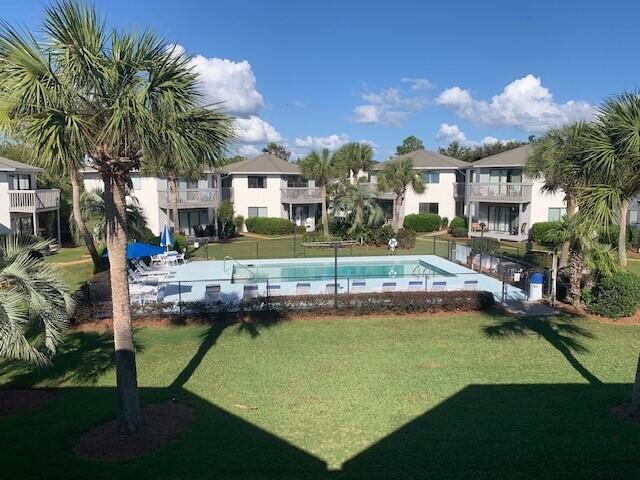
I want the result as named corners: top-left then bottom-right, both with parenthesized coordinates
top-left (395, 228), bottom-right (416, 249)
top-left (470, 237), bottom-right (500, 254)
top-left (372, 225), bottom-right (395, 246)
top-left (531, 221), bottom-right (560, 243)
top-left (329, 219), bottom-right (352, 239)
top-left (403, 213), bottom-right (441, 232)
top-left (245, 290), bottom-right (494, 316)
top-left (451, 227), bottom-right (468, 238)
top-left (586, 271), bottom-right (640, 318)
top-left (449, 216), bottom-right (468, 231)
top-left (441, 217), bottom-right (449, 229)
top-left (599, 224), bottom-right (639, 247)
top-left (234, 215), bottom-right (244, 231)
top-left (294, 225), bottom-right (306, 234)
top-left (172, 233), bottom-right (187, 253)
top-left (245, 217), bottom-right (295, 235)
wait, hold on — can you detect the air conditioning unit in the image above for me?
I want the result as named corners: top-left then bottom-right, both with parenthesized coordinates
top-left (305, 218), bottom-right (315, 232)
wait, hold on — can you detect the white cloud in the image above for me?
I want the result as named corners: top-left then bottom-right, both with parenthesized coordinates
top-left (234, 116), bottom-right (282, 143)
top-left (237, 144), bottom-right (261, 156)
top-left (435, 74), bottom-right (593, 133)
top-left (401, 77), bottom-right (435, 91)
top-left (293, 100), bottom-right (307, 108)
top-left (436, 123), bottom-right (467, 143)
top-left (294, 134), bottom-right (349, 151)
top-left (353, 85), bottom-right (427, 126)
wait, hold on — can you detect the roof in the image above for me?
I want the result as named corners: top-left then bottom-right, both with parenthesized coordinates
top-left (219, 153), bottom-right (300, 174)
top-left (373, 149), bottom-right (468, 170)
top-left (0, 156), bottom-right (43, 173)
top-left (469, 144), bottom-right (533, 168)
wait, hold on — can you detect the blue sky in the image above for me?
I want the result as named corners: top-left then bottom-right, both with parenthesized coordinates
top-left (6, 0), bottom-right (640, 159)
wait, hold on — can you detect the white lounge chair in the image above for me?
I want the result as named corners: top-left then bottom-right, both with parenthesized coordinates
top-left (325, 283), bottom-right (341, 294)
top-left (408, 280), bottom-right (423, 292)
top-left (204, 284), bottom-right (221, 303)
top-left (134, 259), bottom-right (172, 274)
top-left (382, 282), bottom-right (396, 293)
top-left (431, 281), bottom-right (447, 292)
top-left (463, 280), bottom-right (479, 291)
top-left (267, 284), bottom-right (281, 297)
top-left (243, 284), bottom-right (259, 301)
top-left (131, 264), bottom-right (168, 282)
top-left (351, 280), bottom-right (366, 293)
top-left (296, 282), bottom-right (311, 295)
top-left (129, 284), bottom-right (160, 304)
top-left (128, 269), bottom-right (160, 286)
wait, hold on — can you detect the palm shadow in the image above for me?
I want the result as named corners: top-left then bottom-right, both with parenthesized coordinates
top-left (482, 315), bottom-right (601, 385)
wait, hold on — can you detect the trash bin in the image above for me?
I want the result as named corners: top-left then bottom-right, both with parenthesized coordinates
top-left (529, 272), bottom-right (544, 301)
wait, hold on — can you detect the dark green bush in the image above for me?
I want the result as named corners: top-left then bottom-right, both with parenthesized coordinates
top-left (329, 219), bottom-right (352, 239)
top-left (234, 215), bottom-right (244, 231)
top-left (586, 271), bottom-right (640, 318)
top-left (403, 213), bottom-right (441, 232)
top-left (441, 217), bottom-right (449, 229)
top-left (599, 224), bottom-right (639, 246)
top-left (173, 233), bottom-right (187, 252)
top-left (372, 225), bottom-right (395, 246)
top-left (294, 225), bottom-right (306, 234)
top-left (396, 228), bottom-right (416, 249)
top-left (449, 216), bottom-right (468, 231)
top-left (531, 221), bottom-right (560, 243)
top-left (470, 237), bottom-right (500, 254)
top-left (451, 227), bottom-right (468, 238)
top-left (245, 217), bottom-right (294, 235)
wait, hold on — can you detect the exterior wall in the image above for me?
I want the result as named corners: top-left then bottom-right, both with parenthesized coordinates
top-left (137, 176), bottom-right (163, 234)
top-left (231, 174), bottom-right (286, 221)
top-left (403, 169), bottom-right (458, 220)
top-left (0, 172), bottom-right (10, 234)
top-left (529, 179), bottom-right (566, 225)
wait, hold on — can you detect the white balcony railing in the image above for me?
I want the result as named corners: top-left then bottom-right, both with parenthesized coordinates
top-left (158, 188), bottom-right (220, 208)
top-left (465, 183), bottom-right (532, 203)
top-left (281, 187), bottom-right (322, 202)
top-left (9, 189), bottom-right (60, 212)
top-left (360, 183), bottom-right (396, 200)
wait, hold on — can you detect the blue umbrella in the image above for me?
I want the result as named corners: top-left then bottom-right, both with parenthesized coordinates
top-left (160, 224), bottom-right (173, 251)
top-left (102, 242), bottom-right (165, 260)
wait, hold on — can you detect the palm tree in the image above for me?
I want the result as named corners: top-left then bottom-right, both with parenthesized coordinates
top-left (0, 1), bottom-right (233, 433)
top-left (0, 235), bottom-right (73, 365)
top-left (545, 216), bottom-right (619, 307)
top-left (70, 188), bottom-right (148, 244)
top-left (335, 142), bottom-right (374, 183)
top-left (332, 180), bottom-right (384, 235)
top-left (581, 93), bottom-right (640, 267)
top-left (526, 122), bottom-right (589, 267)
top-left (377, 157), bottom-right (425, 232)
top-left (299, 148), bottom-right (338, 236)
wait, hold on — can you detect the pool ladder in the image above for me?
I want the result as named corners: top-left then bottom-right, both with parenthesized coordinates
top-left (223, 256), bottom-right (257, 280)
top-left (411, 264), bottom-right (429, 278)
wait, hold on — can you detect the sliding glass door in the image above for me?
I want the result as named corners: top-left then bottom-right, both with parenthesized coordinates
top-left (488, 206), bottom-right (519, 234)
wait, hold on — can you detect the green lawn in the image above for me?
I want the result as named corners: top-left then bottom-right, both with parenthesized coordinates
top-left (44, 246), bottom-right (94, 291)
top-left (1, 312), bottom-right (640, 478)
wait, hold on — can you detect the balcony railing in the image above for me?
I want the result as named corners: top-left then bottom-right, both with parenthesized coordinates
top-left (464, 183), bottom-right (532, 203)
top-left (158, 188), bottom-right (220, 208)
top-left (281, 187), bottom-right (322, 202)
top-left (9, 189), bottom-right (60, 212)
top-left (360, 183), bottom-right (396, 200)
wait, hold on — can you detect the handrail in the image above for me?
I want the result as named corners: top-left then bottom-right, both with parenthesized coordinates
top-left (223, 255), bottom-right (256, 279)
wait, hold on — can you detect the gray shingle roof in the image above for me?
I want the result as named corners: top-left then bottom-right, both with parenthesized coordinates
top-left (0, 156), bottom-right (43, 173)
top-left (373, 149), bottom-right (468, 170)
top-left (469, 144), bottom-right (533, 168)
top-left (219, 153), bottom-right (300, 174)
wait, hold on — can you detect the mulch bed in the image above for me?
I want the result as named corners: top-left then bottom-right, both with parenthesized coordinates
top-left (74, 400), bottom-right (194, 461)
top-left (611, 404), bottom-right (640, 425)
top-left (0, 389), bottom-right (56, 418)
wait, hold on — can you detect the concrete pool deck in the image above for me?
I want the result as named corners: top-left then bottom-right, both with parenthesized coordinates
top-left (158, 255), bottom-right (526, 305)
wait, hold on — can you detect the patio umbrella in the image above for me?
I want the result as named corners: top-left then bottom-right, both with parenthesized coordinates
top-left (102, 242), bottom-right (165, 260)
top-left (160, 224), bottom-right (173, 251)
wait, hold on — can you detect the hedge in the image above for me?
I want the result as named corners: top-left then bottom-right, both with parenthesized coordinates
top-left (403, 213), bottom-right (442, 232)
top-left (449, 216), bottom-right (468, 231)
top-left (451, 227), bottom-right (467, 238)
top-left (530, 221), bottom-right (560, 243)
top-left (244, 217), bottom-right (294, 235)
top-left (586, 272), bottom-right (640, 318)
top-left (600, 224), bottom-right (639, 246)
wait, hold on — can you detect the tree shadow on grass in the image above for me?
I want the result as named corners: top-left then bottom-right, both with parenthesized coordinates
top-left (482, 315), bottom-right (601, 385)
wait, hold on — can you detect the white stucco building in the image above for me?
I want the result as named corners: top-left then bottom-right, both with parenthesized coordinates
top-left (0, 156), bottom-right (61, 243)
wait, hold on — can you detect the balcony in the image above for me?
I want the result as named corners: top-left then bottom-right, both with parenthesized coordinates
top-left (9, 189), bottom-right (60, 213)
top-left (281, 187), bottom-right (322, 203)
top-left (158, 188), bottom-right (220, 209)
top-left (464, 183), bottom-right (532, 203)
top-left (360, 183), bottom-right (396, 200)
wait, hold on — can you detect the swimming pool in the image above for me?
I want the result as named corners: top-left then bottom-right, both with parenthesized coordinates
top-left (232, 259), bottom-right (452, 283)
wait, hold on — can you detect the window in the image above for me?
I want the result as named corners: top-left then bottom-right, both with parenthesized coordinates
top-left (177, 177), bottom-right (198, 190)
top-left (488, 206), bottom-right (519, 233)
top-left (630, 210), bottom-right (639, 226)
top-left (285, 175), bottom-right (308, 188)
top-left (548, 207), bottom-right (567, 222)
top-left (208, 175), bottom-right (218, 188)
top-left (131, 176), bottom-right (141, 190)
top-left (489, 168), bottom-right (522, 183)
top-left (248, 207), bottom-right (268, 218)
top-left (11, 174), bottom-right (31, 190)
top-left (248, 176), bottom-right (266, 188)
top-left (422, 170), bottom-right (440, 184)
top-left (419, 203), bottom-right (439, 214)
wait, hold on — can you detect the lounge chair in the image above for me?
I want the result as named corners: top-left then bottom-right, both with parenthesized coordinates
top-left (204, 284), bottom-right (221, 303)
top-left (463, 280), bottom-right (479, 291)
top-left (129, 284), bottom-right (159, 304)
top-left (325, 283), bottom-right (341, 294)
top-left (351, 280), bottom-right (366, 293)
top-left (296, 282), bottom-right (311, 295)
top-left (128, 269), bottom-right (160, 286)
top-left (267, 284), bottom-right (281, 297)
top-left (382, 282), bottom-right (396, 293)
top-left (243, 284), bottom-right (259, 301)
top-left (408, 280), bottom-right (423, 292)
top-left (134, 259), bottom-right (172, 274)
top-left (431, 281), bottom-right (447, 292)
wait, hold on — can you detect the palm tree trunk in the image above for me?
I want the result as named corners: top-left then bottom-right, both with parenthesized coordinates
top-left (569, 249), bottom-right (583, 308)
top-left (70, 168), bottom-right (102, 271)
top-left (321, 183), bottom-right (329, 237)
top-left (632, 353), bottom-right (640, 413)
top-left (560, 193), bottom-right (577, 268)
top-left (168, 173), bottom-right (180, 234)
top-left (104, 172), bottom-right (140, 434)
top-left (618, 198), bottom-right (629, 267)
top-left (393, 193), bottom-right (404, 233)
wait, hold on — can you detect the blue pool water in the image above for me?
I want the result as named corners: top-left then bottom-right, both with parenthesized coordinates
top-left (232, 259), bottom-right (452, 283)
